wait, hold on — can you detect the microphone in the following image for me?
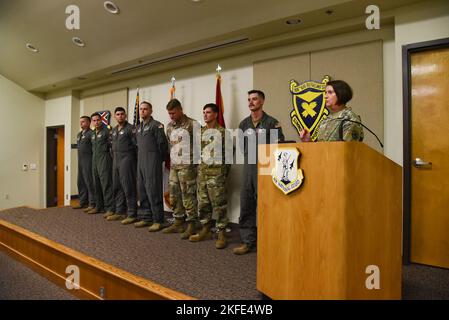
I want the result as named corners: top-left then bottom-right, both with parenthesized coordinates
top-left (337, 118), bottom-right (383, 149)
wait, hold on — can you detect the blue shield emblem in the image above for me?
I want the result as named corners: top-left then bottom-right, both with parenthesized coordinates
top-left (290, 76), bottom-right (330, 141)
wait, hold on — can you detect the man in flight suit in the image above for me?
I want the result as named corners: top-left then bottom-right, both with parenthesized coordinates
top-left (87, 112), bottom-right (114, 216)
top-left (73, 116), bottom-right (95, 211)
top-left (107, 107), bottom-right (138, 223)
top-left (133, 101), bottom-right (169, 232)
top-left (234, 90), bottom-right (285, 255)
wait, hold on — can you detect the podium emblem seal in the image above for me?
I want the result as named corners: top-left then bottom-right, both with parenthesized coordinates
top-left (272, 147), bottom-right (304, 195)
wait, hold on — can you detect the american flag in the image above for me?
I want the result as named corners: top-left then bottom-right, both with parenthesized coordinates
top-left (133, 88), bottom-right (140, 126)
top-left (98, 110), bottom-right (111, 126)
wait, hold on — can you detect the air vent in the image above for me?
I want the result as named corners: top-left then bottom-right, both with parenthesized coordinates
top-left (109, 37), bottom-right (250, 76)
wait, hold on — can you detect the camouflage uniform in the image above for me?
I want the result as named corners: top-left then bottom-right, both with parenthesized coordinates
top-left (238, 112), bottom-right (285, 249)
top-left (111, 122), bottom-right (137, 217)
top-left (166, 114), bottom-right (199, 222)
top-left (316, 107), bottom-right (364, 142)
top-left (198, 124), bottom-right (231, 230)
top-left (91, 125), bottom-right (114, 212)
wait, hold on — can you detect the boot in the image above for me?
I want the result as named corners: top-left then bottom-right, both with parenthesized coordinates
top-left (106, 213), bottom-right (127, 221)
top-left (215, 229), bottom-right (228, 249)
top-left (162, 218), bottom-right (185, 234)
top-left (84, 206), bottom-right (95, 213)
top-left (103, 211), bottom-right (115, 218)
top-left (87, 208), bottom-right (103, 215)
top-left (134, 221), bottom-right (152, 228)
top-left (232, 243), bottom-right (251, 255)
top-left (189, 223), bottom-right (212, 242)
top-left (181, 222), bottom-right (196, 240)
top-left (148, 223), bottom-right (163, 232)
top-left (72, 204), bottom-right (86, 209)
top-left (121, 217), bottom-right (138, 225)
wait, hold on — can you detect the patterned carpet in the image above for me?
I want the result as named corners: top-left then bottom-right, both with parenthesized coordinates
top-left (1, 206), bottom-right (448, 300)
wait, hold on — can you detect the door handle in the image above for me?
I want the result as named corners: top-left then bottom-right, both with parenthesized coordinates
top-left (413, 158), bottom-right (432, 168)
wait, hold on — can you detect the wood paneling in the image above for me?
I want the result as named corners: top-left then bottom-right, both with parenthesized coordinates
top-left (56, 127), bottom-right (65, 207)
top-left (411, 47), bottom-right (449, 268)
top-left (257, 142), bottom-right (402, 299)
top-left (0, 219), bottom-right (194, 300)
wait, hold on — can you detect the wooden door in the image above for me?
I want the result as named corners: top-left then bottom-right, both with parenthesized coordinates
top-left (56, 127), bottom-right (65, 207)
top-left (46, 128), bottom-right (57, 207)
top-left (411, 47), bottom-right (449, 268)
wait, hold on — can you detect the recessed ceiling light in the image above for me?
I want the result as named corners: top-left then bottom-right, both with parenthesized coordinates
top-left (26, 43), bottom-right (39, 53)
top-left (191, 0), bottom-right (204, 3)
top-left (104, 1), bottom-right (120, 14)
top-left (72, 37), bottom-right (86, 47)
top-left (286, 18), bottom-right (302, 25)
top-left (78, 76), bottom-right (88, 80)
top-left (326, 9), bottom-right (334, 15)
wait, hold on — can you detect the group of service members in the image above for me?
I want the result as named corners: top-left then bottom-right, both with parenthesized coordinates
top-left (74, 81), bottom-right (363, 255)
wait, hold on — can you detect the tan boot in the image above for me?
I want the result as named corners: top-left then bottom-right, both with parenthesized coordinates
top-left (232, 243), bottom-right (251, 255)
top-left (148, 223), bottom-right (162, 232)
top-left (72, 204), bottom-right (86, 209)
top-left (87, 208), bottom-right (101, 215)
top-left (134, 221), bottom-right (152, 228)
top-left (84, 206), bottom-right (95, 213)
top-left (215, 229), bottom-right (228, 249)
top-left (103, 211), bottom-right (115, 218)
top-left (189, 223), bottom-right (212, 242)
top-left (106, 214), bottom-right (127, 221)
top-left (181, 222), bottom-right (196, 240)
top-left (162, 219), bottom-right (185, 234)
top-left (121, 217), bottom-right (138, 225)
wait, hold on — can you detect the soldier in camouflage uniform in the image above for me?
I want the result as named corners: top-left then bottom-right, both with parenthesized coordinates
top-left (73, 116), bottom-right (95, 211)
top-left (300, 80), bottom-right (364, 142)
top-left (234, 90), bottom-right (285, 255)
top-left (162, 99), bottom-right (199, 240)
top-left (133, 101), bottom-right (168, 232)
top-left (107, 107), bottom-right (138, 223)
top-left (87, 113), bottom-right (114, 216)
top-left (189, 103), bottom-right (231, 249)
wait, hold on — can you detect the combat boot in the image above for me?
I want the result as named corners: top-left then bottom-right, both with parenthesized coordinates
top-left (189, 223), bottom-right (212, 242)
top-left (134, 221), bottom-right (152, 228)
top-left (181, 222), bottom-right (196, 240)
top-left (103, 211), bottom-right (115, 218)
top-left (106, 213), bottom-right (127, 221)
top-left (84, 206), bottom-right (95, 213)
top-left (87, 208), bottom-right (102, 214)
top-left (215, 229), bottom-right (228, 249)
top-left (72, 204), bottom-right (86, 209)
top-left (148, 223), bottom-right (162, 232)
top-left (232, 243), bottom-right (251, 255)
top-left (162, 219), bottom-right (185, 234)
top-left (121, 217), bottom-right (138, 225)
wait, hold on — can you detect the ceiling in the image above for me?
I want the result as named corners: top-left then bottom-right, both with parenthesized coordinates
top-left (0, 0), bottom-right (422, 94)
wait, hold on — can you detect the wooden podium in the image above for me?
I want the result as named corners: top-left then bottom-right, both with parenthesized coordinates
top-left (257, 142), bottom-right (402, 299)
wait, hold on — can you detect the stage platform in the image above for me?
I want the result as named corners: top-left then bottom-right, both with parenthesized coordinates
top-left (0, 206), bottom-right (260, 300)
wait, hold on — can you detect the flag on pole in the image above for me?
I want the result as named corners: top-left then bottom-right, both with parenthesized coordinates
top-left (215, 65), bottom-right (226, 128)
top-left (169, 76), bottom-right (176, 100)
top-left (133, 88), bottom-right (140, 126)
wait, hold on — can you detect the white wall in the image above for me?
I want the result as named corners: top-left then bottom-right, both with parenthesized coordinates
top-left (44, 95), bottom-right (72, 206)
top-left (0, 74), bottom-right (45, 209)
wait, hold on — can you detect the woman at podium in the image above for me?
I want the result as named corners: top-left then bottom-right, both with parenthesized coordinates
top-left (299, 80), bottom-right (364, 142)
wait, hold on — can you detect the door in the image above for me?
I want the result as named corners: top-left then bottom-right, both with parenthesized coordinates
top-left (410, 46), bottom-right (449, 268)
top-left (46, 126), bottom-right (65, 208)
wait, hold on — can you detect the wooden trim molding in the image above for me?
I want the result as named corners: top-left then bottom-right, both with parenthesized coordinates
top-left (0, 219), bottom-right (194, 300)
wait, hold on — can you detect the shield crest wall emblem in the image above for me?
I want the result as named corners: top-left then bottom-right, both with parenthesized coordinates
top-left (272, 147), bottom-right (304, 195)
top-left (290, 76), bottom-right (330, 141)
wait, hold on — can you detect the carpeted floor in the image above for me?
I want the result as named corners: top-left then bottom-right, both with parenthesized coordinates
top-left (0, 206), bottom-right (259, 300)
top-left (0, 250), bottom-right (78, 300)
top-left (1, 206), bottom-right (448, 300)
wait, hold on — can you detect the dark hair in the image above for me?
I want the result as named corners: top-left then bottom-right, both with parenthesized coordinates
top-left (203, 103), bottom-right (219, 113)
top-left (327, 80), bottom-right (353, 105)
top-left (114, 107), bottom-right (126, 114)
top-left (140, 101), bottom-right (152, 109)
top-left (166, 99), bottom-right (182, 110)
top-left (91, 112), bottom-right (101, 119)
top-left (80, 115), bottom-right (91, 122)
top-left (248, 89), bottom-right (265, 100)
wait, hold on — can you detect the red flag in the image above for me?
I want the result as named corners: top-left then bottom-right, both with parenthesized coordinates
top-left (215, 74), bottom-right (226, 128)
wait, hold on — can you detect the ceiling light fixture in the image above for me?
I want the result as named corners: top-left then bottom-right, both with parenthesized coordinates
top-left (72, 37), bottom-right (86, 47)
top-left (326, 9), bottom-right (334, 15)
top-left (78, 76), bottom-right (88, 80)
top-left (104, 1), bottom-right (120, 14)
top-left (191, 0), bottom-right (204, 3)
top-left (26, 43), bottom-right (39, 53)
top-left (286, 18), bottom-right (302, 25)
